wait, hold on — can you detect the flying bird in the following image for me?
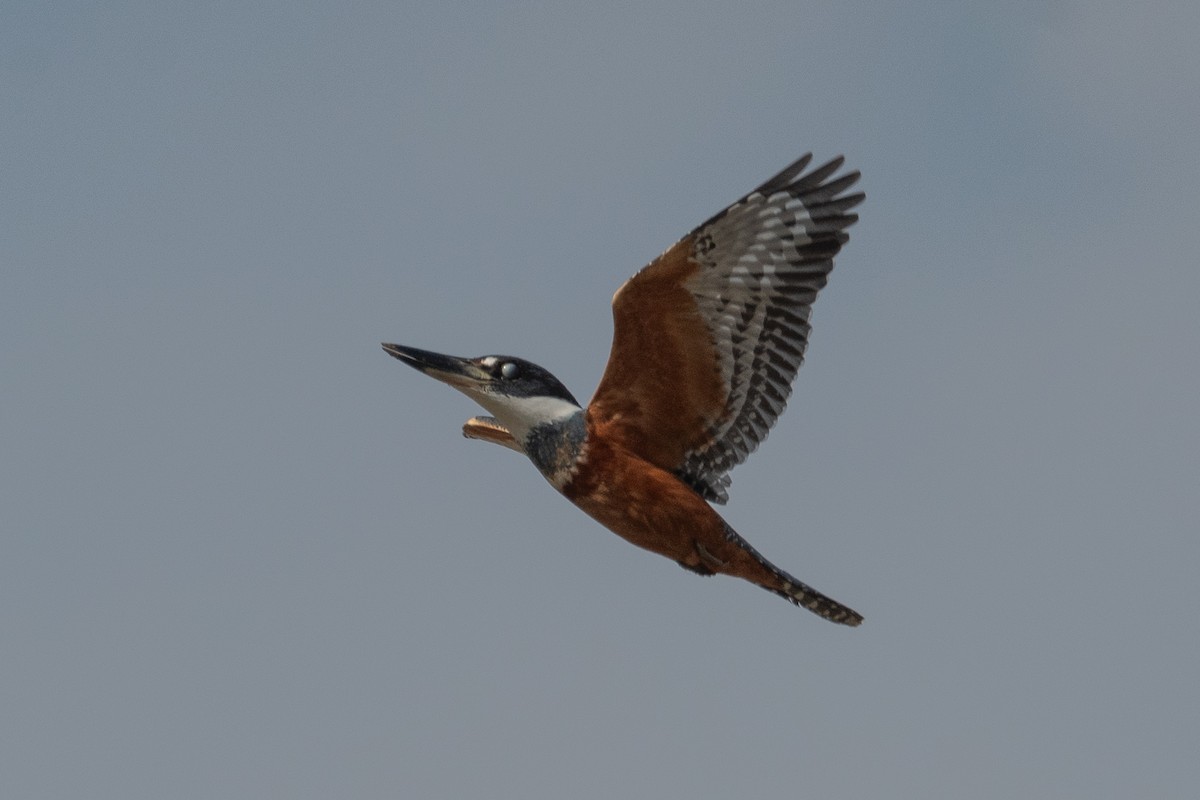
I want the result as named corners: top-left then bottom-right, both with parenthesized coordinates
top-left (383, 154), bottom-right (864, 625)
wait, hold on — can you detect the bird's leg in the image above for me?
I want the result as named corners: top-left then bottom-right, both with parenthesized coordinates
top-left (676, 542), bottom-right (724, 576)
top-left (695, 542), bottom-right (728, 570)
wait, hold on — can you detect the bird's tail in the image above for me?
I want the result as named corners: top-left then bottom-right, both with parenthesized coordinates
top-left (723, 522), bottom-right (864, 626)
top-left (768, 574), bottom-right (864, 627)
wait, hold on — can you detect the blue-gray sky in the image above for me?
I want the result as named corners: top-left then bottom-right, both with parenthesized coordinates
top-left (4, 2), bottom-right (1197, 798)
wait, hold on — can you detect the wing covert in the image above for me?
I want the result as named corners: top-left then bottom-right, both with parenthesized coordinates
top-left (588, 154), bottom-right (863, 503)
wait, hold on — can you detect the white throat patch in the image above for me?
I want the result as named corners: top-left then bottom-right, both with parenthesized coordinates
top-left (469, 392), bottom-right (581, 449)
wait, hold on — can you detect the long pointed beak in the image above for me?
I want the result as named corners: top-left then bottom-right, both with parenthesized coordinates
top-left (381, 343), bottom-right (489, 390)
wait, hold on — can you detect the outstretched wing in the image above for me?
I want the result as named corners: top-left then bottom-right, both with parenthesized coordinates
top-left (587, 154), bottom-right (863, 503)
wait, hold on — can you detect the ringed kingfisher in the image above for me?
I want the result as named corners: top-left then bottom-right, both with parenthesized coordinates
top-left (383, 153), bottom-right (864, 625)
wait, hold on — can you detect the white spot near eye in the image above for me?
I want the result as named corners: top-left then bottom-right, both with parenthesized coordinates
top-left (480, 356), bottom-right (498, 368)
top-left (501, 362), bottom-right (519, 379)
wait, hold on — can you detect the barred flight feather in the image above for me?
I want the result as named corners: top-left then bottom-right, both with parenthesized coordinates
top-left (674, 155), bottom-right (863, 503)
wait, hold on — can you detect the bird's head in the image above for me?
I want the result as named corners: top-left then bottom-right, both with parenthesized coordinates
top-left (382, 343), bottom-right (582, 451)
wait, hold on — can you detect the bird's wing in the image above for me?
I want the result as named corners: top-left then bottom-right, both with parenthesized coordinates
top-left (587, 154), bottom-right (863, 503)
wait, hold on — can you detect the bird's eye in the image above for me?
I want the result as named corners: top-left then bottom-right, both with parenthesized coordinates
top-left (500, 362), bottom-right (520, 379)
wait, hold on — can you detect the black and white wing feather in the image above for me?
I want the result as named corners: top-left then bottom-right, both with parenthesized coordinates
top-left (674, 155), bottom-right (863, 503)
top-left (589, 154), bottom-right (862, 504)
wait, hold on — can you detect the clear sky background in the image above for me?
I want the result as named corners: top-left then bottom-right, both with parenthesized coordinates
top-left (3, 2), bottom-right (1197, 798)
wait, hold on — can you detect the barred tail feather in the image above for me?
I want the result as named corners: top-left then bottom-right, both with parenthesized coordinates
top-left (769, 578), bottom-right (864, 627)
top-left (722, 522), bottom-right (863, 626)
